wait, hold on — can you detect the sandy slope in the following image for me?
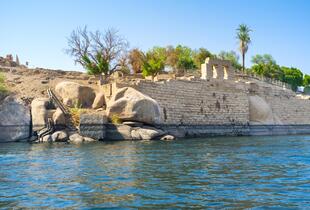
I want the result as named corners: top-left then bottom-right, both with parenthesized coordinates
top-left (0, 66), bottom-right (99, 104)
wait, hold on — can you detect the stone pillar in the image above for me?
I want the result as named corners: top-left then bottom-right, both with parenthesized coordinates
top-left (201, 57), bottom-right (235, 80)
top-left (201, 58), bottom-right (213, 80)
top-left (201, 63), bottom-right (207, 79)
top-left (216, 65), bottom-right (224, 80)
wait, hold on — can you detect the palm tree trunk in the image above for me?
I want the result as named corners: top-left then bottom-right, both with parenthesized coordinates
top-left (242, 52), bottom-right (245, 73)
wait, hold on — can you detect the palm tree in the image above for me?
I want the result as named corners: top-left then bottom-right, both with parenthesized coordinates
top-left (236, 24), bottom-right (251, 72)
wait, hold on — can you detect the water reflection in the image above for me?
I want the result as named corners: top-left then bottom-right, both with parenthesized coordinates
top-left (1, 136), bottom-right (310, 208)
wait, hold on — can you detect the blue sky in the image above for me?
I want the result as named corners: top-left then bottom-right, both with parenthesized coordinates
top-left (1, 0), bottom-right (309, 73)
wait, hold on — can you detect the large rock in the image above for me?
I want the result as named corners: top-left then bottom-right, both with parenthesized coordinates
top-left (107, 87), bottom-right (162, 125)
top-left (52, 108), bottom-right (66, 127)
top-left (69, 133), bottom-right (84, 143)
top-left (131, 127), bottom-right (166, 140)
top-left (31, 98), bottom-right (50, 131)
top-left (160, 134), bottom-right (175, 141)
top-left (42, 134), bottom-right (53, 142)
top-left (249, 95), bottom-right (281, 124)
top-left (55, 81), bottom-right (96, 108)
top-left (79, 113), bottom-right (107, 140)
top-left (106, 124), bottom-right (132, 140)
top-left (0, 96), bottom-right (31, 142)
top-left (105, 124), bottom-right (166, 140)
top-left (92, 92), bottom-right (106, 109)
top-left (51, 130), bottom-right (68, 142)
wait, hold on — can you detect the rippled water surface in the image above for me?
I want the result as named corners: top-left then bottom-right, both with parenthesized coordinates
top-left (1, 135), bottom-right (310, 209)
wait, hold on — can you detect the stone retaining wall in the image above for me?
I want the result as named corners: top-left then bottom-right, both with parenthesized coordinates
top-left (103, 78), bottom-right (310, 126)
top-left (251, 82), bottom-right (310, 124)
top-left (106, 79), bottom-right (250, 125)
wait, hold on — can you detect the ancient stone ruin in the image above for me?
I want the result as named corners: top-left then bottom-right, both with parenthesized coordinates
top-left (0, 54), bottom-right (23, 67)
top-left (201, 57), bottom-right (235, 80)
top-left (3, 56), bottom-right (310, 142)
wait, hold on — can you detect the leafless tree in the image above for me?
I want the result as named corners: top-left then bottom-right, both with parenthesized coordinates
top-left (66, 26), bottom-right (91, 66)
top-left (66, 26), bottom-right (129, 76)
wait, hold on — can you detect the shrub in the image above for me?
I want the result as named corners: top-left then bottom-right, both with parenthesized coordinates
top-left (0, 73), bottom-right (7, 93)
top-left (0, 73), bottom-right (8, 101)
top-left (68, 102), bottom-right (84, 127)
top-left (111, 114), bottom-right (122, 124)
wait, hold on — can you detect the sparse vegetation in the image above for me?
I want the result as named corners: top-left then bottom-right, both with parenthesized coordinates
top-left (68, 102), bottom-right (85, 127)
top-left (0, 73), bottom-right (8, 99)
top-left (69, 107), bottom-right (86, 127)
top-left (111, 114), bottom-right (122, 124)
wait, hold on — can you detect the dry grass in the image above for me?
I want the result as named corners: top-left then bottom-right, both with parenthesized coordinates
top-left (111, 114), bottom-right (122, 124)
top-left (69, 102), bottom-right (86, 127)
top-left (69, 107), bottom-right (82, 127)
top-left (0, 73), bottom-right (7, 93)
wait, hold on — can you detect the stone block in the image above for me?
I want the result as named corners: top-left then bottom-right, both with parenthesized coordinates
top-left (79, 113), bottom-right (107, 140)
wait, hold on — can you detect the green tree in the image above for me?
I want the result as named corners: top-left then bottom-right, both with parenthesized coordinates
top-left (250, 54), bottom-right (283, 80)
top-left (236, 24), bottom-right (251, 72)
top-left (303, 74), bottom-right (310, 86)
top-left (175, 45), bottom-right (195, 72)
top-left (82, 53), bottom-right (109, 84)
top-left (218, 50), bottom-right (242, 70)
top-left (0, 73), bottom-right (8, 100)
top-left (142, 48), bottom-right (166, 78)
top-left (166, 45), bottom-right (195, 74)
top-left (281, 67), bottom-right (303, 91)
top-left (166, 45), bottom-right (178, 70)
top-left (193, 48), bottom-right (214, 69)
top-left (251, 54), bottom-right (275, 65)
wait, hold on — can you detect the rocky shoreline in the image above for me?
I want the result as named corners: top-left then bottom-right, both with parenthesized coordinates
top-left (3, 59), bottom-right (310, 143)
top-left (0, 78), bottom-right (175, 143)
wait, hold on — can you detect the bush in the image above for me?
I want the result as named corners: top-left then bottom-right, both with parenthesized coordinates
top-left (0, 73), bottom-right (7, 93)
top-left (111, 114), bottom-right (122, 124)
top-left (68, 102), bottom-right (84, 127)
top-left (0, 73), bottom-right (8, 101)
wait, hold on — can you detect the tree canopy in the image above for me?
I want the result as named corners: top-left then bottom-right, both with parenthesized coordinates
top-left (281, 67), bottom-right (303, 91)
top-left (66, 26), bottom-right (308, 92)
top-left (142, 47), bottom-right (166, 78)
top-left (192, 48), bottom-right (214, 69)
top-left (218, 51), bottom-right (242, 70)
top-left (236, 24), bottom-right (251, 72)
top-left (304, 74), bottom-right (310, 86)
top-left (128, 48), bottom-right (145, 74)
top-left (249, 54), bottom-right (304, 91)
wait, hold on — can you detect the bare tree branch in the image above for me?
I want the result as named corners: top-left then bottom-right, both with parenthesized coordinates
top-left (66, 26), bottom-right (129, 77)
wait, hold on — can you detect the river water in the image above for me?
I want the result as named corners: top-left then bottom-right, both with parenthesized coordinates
top-left (1, 135), bottom-right (310, 209)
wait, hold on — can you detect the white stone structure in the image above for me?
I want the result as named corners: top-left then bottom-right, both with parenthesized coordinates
top-left (201, 57), bottom-right (235, 80)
